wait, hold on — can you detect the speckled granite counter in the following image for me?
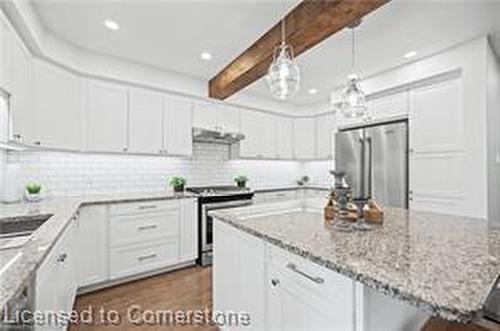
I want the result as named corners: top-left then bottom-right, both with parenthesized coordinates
top-left (210, 199), bottom-right (500, 323)
top-left (0, 191), bottom-right (197, 310)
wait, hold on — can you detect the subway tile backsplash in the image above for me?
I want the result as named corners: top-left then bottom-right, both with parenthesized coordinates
top-left (5, 143), bottom-right (333, 197)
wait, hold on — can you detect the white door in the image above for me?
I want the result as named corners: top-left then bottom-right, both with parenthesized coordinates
top-left (409, 78), bottom-right (466, 216)
top-left (367, 91), bottom-right (408, 121)
top-left (163, 94), bottom-right (193, 156)
top-left (179, 198), bottom-right (197, 262)
top-left (275, 117), bottom-right (293, 159)
top-left (0, 13), bottom-right (11, 91)
top-left (293, 118), bottom-right (316, 159)
top-left (192, 100), bottom-right (217, 130)
top-left (128, 88), bottom-right (163, 154)
top-left (32, 60), bottom-right (82, 150)
top-left (78, 205), bottom-right (109, 288)
top-left (9, 32), bottom-right (34, 145)
top-left (86, 80), bottom-right (128, 152)
top-left (315, 113), bottom-right (336, 159)
top-left (217, 105), bottom-right (240, 133)
top-left (240, 109), bottom-right (275, 158)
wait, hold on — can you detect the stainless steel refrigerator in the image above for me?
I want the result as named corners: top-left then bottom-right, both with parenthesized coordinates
top-left (335, 120), bottom-right (408, 208)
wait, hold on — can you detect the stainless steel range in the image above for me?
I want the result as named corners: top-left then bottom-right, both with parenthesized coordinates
top-left (186, 186), bottom-right (254, 266)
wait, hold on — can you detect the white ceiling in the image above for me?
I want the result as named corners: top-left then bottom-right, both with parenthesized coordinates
top-left (33, 0), bottom-right (500, 106)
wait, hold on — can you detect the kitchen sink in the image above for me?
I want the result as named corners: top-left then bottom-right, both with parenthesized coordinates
top-left (0, 214), bottom-right (53, 250)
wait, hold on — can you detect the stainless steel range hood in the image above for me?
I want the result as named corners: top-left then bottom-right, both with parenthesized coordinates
top-left (192, 127), bottom-right (245, 145)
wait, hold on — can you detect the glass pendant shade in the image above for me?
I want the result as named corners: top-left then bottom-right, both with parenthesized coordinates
top-left (266, 43), bottom-right (300, 100)
top-left (338, 74), bottom-right (367, 118)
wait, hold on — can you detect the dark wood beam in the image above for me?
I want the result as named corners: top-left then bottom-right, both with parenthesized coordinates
top-left (209, 0), bottom-right (390, 100)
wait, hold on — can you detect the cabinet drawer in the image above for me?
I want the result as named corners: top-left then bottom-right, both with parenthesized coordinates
top-left (109, 240), bottom-right (179, 280)
top-left (267, 244), bottom-right (354, 306)
top-left (265, 190), bottom-right (297, 202)
top-left (109, 200), bottom-right (179, 216)
top-left (110, 210), bottom-right (179, 247)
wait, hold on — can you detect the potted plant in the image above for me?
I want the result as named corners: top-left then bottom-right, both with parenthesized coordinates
top-left (297, 175), bottom-right (310, 186)
top-left (169, 176), bottom-right (187, 193)
top-left (234, 175), bottom-right (248, 188)
top-left (25, 182), bottom-right (42, 202)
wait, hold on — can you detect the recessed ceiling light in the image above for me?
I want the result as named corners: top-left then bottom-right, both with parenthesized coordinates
top-left (200, 52), bottom-right (212, 61)
top-left (104, 19), bottom-right (120, 31)
top-left (308, 88), bottom-right (318, 95)
top-left (404, 50), bottom-right (418, 59)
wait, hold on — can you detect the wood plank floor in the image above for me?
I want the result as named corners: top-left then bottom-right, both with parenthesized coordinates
top-left (70, 266), bottom-right (217, 331)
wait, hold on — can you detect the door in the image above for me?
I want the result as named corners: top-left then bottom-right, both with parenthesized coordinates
top-left (217, 105), bottom-right (240, 133)
top-left (335, 128), bottom-right (364, 197)
top-left (128, 88), bottom-right (163, 154)
top-left (192, 100), bottom-right (217, 130)
top-left (240, 109), bottom-right (275, 158)
top-left (276, 117), bottom-right (293, 159)
top-left (86, 80), bottom-right (128, 152)
top-left (163, 94), bottom-right (193, 156)
top-left (293, 118), bottom-right (316, 159)
top-left (315, 113), bottom-right (336, 159)
top-left (365, 121), bottom-right (408, 208)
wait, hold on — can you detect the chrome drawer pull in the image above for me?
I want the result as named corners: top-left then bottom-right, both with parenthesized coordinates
top-left (286, 263), bottom-right (324, 284)
top-left (137, 224), bottom-right (158, 231)
top-left (138, 205), bottom-right (157, 210)
top-left (138, 254), bottom-right (157, 262)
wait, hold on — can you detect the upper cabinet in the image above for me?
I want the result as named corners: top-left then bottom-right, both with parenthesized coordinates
top-left (315, 113), bottom-right (336, 159)
top-left (0, 13), bottom-right (12, 92)
top-left (367, 91), bottom-right (408, 121)
top-left (163, 94), bottom-right (193, 156)
top-left (128, 88), bottom-right (163, 154)
top-left (216, 105), bottom-right (240, 133)
top-left (240, 109), bottom-right (276, 158)
top-left (32, 60), bottom-right (82, 150)
top-left (275, 117), bottom-right (293, 160)
top-left (86, 80), bottom-right (128, 153)
top-left (293, 118), bottom-right (316, 160)
top-left (192, 100), bottom-right (240, 133)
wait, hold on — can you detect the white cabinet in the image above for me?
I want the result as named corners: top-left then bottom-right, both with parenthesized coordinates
top-left (217, 104), bottom-right (240, 133)
top-left (35, 216), bottom-right (78, 330)
top-left (367, 91), bottom-right (408, 121)
top-left (192, 100), bottom-right (217, 130)
top-left (315, 113), bottom-right (336, 159)
top-left (213, 220), bottom-right (266, 331)
top-left (86, 80), bottom-right (128, 153)
top-left (275, 117), bottom-right (293, 159)
top-left (78, 205), bottom-right (109, 288)
top-left (31, 60), bottom-right (82, 150)
top-left (163, 94), bottom-right (193, 156)
top-left (180, 198), bottom-right (198, 262)
top-left (0, 13), bottom-right (12, 91)
top-left (409, 78), bottom-right (465, 216)
top-left (128, 88), bottom-right (163, 154)
top-left (240, 109), bottom-right (275, 158)
top-left (9, 31), bottom-right (34, 145)
top-left (293, 118), bottom-right (316, 160)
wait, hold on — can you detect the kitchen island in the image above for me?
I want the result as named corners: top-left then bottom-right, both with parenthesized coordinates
top-left (211, 198), bottom-right (500, 331)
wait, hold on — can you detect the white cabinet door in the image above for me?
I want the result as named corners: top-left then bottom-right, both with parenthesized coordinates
top-left (276, 117), bottom-right (293, 159)
top-left (9, 32), bottom-right (34, 145)
top-left (32, 60), bottom-right (82, 150)
top-left (0, 13), bottom-right (11, 91)
top-left (409, 78), bottom-right (466, 216)
top-left (240, 109), bottom-right (275, 158)
top-left (192, 100), bottom-right (217, 130)
top-left (128, 88), bottom-right (163, 154)
top-left (78, 205), bottom-right (109, 288)
top-left (213, 220), bottom-right (266, 330)
top-left (163, 94), bottom-right (193, 156)
top-left (367, 91), bottom-right (408, 121)
top-left (86, 80), bottom-right (128, 152)
top-left (293, 118), bottom-right (316, 160)
top-left (315, 113), bottom-right (336, 159)
top-left (217, 104), bottom-right (240, 132)
top-left (179, 198), bottom-right (198, 262)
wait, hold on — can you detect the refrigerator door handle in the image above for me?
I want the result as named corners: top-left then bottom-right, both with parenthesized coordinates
top-left (366, 137), bottom-right (373, 198)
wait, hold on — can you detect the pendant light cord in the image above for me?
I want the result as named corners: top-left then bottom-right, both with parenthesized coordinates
top-left (351, 27), bottom-right (356, 74)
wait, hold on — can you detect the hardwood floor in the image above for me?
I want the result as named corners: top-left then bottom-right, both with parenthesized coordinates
top-left (70, 266), bottom-right (217, 331)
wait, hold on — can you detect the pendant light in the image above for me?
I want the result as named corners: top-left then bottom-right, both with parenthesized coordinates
top-left (266, 17), bottom-right (300, 100)
top-left (336, 20), bottom-right (368, 119)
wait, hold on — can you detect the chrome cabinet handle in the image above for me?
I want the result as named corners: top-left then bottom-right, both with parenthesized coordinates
top-left (287, 263), bottom-right (324, 284)
top-left (57, 253), bottom-right (68, 263)
top-left (137, 224), bottom-right (158, 231)
top-left (270, 279), bottom-right (280, 287)
top-left (138, 254), bottom-right (157, 262)
top-left (33, 141), bottom-right (41, 146)
top-left (138, 205), bottom-right (157, 210)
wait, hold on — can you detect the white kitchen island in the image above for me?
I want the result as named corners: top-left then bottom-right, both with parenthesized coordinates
top-left (211, 199), bottom-right (500, 331)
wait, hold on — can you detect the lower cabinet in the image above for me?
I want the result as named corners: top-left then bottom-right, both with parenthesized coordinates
top-left (35, 215), bottom-right (78, 331)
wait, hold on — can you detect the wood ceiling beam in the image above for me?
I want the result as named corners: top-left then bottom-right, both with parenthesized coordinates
top-left (209, 0), bottom-right (390, 100)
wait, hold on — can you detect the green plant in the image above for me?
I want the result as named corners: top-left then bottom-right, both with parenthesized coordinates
top-left (234, 175), bottom-right (248, 184)
top-left (169, 176), bottom-right (187, 189)
top-left (26, 182), bottom-right (42, 195)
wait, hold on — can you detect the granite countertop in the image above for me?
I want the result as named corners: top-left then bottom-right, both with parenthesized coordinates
top-left (0, 191), bottom-right (197, 310)
top-left (254, 186), bottom-right (329, 193)
top-left (210, 199), bottom-right (500, 323)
